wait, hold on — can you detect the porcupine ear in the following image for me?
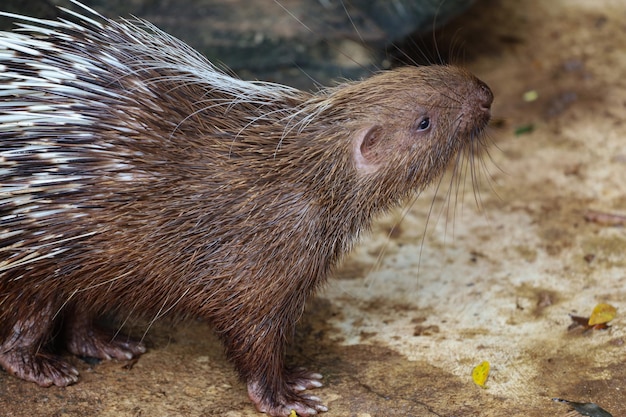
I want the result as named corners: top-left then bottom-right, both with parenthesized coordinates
top-left (352, 125), bottom-right (384, 174)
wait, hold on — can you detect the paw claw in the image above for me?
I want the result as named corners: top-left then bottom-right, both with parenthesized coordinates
top-left (302, 395), bottom-right (321, 402)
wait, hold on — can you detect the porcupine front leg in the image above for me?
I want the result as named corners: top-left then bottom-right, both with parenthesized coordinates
top-left (0, 301), bottom-right (79, 387)
top-left (64, 309), bottom-right (146, 362)
top-left (219, 308), bottom-right (327, 416)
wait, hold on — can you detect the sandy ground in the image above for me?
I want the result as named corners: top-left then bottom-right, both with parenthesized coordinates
top-left (1, 0), bottom-right (625, 416)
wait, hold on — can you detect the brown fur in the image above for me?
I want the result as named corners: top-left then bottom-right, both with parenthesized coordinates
top-left (0, 8), bottom-right (492, 416)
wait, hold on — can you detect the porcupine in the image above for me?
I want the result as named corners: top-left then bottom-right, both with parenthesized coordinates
top-left (0, 1), bottom-right (493, 415)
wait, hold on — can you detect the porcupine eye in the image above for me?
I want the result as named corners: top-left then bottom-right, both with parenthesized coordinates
top-left (415, 117), bottom-right (431, 132)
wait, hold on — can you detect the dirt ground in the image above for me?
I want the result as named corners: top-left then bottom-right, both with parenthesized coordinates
top-left (1, 0), bottom-right (625, 416)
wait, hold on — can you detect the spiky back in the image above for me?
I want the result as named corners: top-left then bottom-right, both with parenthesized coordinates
top-left (0, 3), bottom-right (351, 281)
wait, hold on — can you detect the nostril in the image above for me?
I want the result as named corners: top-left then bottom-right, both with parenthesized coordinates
top-left (477, 81), bottom-right (494, 111)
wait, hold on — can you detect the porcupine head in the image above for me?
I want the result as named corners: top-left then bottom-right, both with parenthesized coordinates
top-left (0, 2), bottom-right (492, 416)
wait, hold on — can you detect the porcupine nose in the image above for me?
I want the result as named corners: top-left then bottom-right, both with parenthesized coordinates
top-left (477, 79), bottom-right (494, 113)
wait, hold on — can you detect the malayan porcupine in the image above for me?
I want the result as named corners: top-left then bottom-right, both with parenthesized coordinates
top-left (0, 1), bottom-right (493, 415)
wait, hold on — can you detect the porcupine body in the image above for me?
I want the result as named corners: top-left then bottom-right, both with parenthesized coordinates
top-left (0, 2), bottom-right (492, 415)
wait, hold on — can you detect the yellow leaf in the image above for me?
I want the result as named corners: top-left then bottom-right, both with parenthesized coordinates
top-left (472, 361), bottom-right (490, 387)
top-left (288, 410), bottom-right (297, 417)
top-left (522, 90), bottom-right (539, 102)
top-left (588, 303), bottom-right (617, 326)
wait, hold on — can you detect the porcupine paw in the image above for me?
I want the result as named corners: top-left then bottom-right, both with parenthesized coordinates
top-left (247, 370), bottom-right (327, 416)
top-left (0, 349), bottom-right (79, 387)
top-left (66, 324), bottom-right (146, 361)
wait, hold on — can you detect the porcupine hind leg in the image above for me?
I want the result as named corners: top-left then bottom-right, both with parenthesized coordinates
top-left (64, 310), bottom-right (146, 362)
top-left (0, 300), bottom-right (79, 387)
